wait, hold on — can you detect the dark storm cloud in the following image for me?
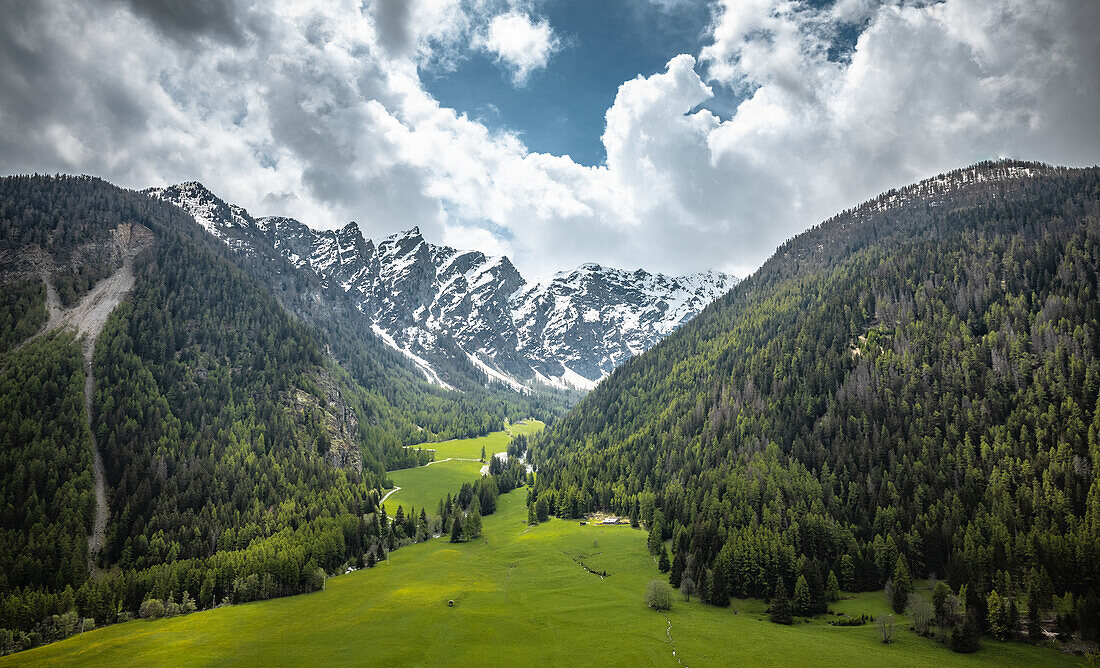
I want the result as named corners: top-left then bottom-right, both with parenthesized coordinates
top-left (0, 1), bottom-right (149, 172)
top-left (115, 0), bottom-right (244, 44)
top-left (371, 0), bottom-right (415, 56)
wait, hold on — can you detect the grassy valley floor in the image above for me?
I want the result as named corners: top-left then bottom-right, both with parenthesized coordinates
top-left (385, 420), bottom-right (543, 516)
top-left (7, 490), bottom-right (1079, 667)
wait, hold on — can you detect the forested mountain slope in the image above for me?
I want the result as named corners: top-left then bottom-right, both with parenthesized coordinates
top-left (0, 175), bottom-right (555, 651)
top-left (144, 183), bottom-right (575, 439)
top-left (531, 161), bottom-right (1100, 636)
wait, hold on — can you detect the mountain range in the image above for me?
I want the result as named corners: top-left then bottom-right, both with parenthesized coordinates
top-left (148, 182), bottom-right (738, 391)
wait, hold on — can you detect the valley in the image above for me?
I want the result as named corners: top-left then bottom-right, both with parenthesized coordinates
top-left (5, 491), bottom-right (1074, 667)
top-left (1, 166), bottom-right (1098, 665)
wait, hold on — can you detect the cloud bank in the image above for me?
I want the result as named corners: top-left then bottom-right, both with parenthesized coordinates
top-left (0, 0), bottom-right (1097, 278)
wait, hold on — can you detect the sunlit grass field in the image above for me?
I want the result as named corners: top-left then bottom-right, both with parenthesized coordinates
top-left (384, 420), bottom-right (544, 516)
top-left (416, 419), bottom-right (544, 460)
top-left (386, 459), bottom-right (486, 517)
top-left (9, 489), bottom-right (1079, 667)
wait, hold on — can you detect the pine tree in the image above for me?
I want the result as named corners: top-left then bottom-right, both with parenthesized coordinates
top-left (770, 578), bottom-right (793, 625)
top-left (840, 555), bottom-right (855, 591)
top-left (709, 564), bottom-right (729, 607)
top-left (1027, 592), bottom-right (1044, 643)
top-left (987, 590), bottom-right (1007, 639)
top-left (1078, 592), bottom-right (1100, 641)
top-left (669, 549), bottom-right (686, 588)
top-left (951, 611), bottom-right (981, 653)
top-left (794, 575), bottom-right (812, 616)
top-left (647, 523), bottom-right (662, 555)
top-left (466, 505), bottom-right (482, 539)
top-left (891, 557), bottom-right (912, 613)
top-left (658, 548), bottom-right (670, 573)
top-left (826, 570), bottom-right (840, 602)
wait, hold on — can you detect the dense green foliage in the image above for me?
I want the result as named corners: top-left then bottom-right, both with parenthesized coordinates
top-left (532, 163), bottom-right (1100, 646)
top-left (93, 222), bottom-right (385, 571)
top-left (5, 492), bottom-right (1076, 667)
top-left (0, 279), bottom-right (46, 354)
top-left (0, 333), bottom-right (93, 594)
top-left (0, 175), bottom-right (573, 654)
top-left (0, 175), bottom-right (123, 306)
top-left (0, 177), bottom-right (119, 253)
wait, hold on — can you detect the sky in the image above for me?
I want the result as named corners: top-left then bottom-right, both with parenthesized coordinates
top-left (1, 0), bottom-right (1098, 279)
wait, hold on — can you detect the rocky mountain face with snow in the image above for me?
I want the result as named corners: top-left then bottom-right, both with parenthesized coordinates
top-left (148, 182), bottom-right (739, 391)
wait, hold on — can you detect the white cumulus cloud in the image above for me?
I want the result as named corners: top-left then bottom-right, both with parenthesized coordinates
top-left (0, 0), bottom-right (1096, 281)
top-left (477, 10), bottom-right (560, 85)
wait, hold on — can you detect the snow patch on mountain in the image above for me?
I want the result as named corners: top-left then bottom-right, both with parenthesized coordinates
top-left (151, 182), bottom-right (739, 392)
top-left (371, 324), bottom-right (454, 391)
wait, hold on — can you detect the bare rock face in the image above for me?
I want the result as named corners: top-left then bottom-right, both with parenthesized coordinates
top-left (287, 370), bottom-right (363, 473)
top-left (149, 182), bottom-right (739, 392)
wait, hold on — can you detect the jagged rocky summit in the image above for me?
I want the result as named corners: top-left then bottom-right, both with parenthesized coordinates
top-left (147, 182), bottom-right (739, 391)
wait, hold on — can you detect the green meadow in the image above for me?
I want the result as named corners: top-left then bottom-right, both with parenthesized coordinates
top-left (9, 489), bottom-right (1079, 667)
top-left (384, 420), bottom-right (543, 517)
top-left (415, 419), bottom-right (544, 460)
top-left (385, 459), bottom-right (485, 517)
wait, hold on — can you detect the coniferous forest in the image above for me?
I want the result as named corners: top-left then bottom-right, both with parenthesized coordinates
top-left (0, 175), bottom-right (566, 652)
top-left (530, 163), bottom-right (1100, 646)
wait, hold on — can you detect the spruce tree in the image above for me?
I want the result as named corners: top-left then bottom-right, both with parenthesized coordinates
top-left (658, 548), bottom-right (670, 573)
top-left (770, 578), bottom-right (793, 625)
top-left (826, 570), bottom-right (840, 602)
top-left (647, 523), bottom-right (662, 555)
top-left (669, 549), bottom-right (686, 588)
top-left (1027, 592), bottom-right (1044, 643)
top-left (892, 557), bottom-right (912, 613)
top-left (840, 554), bottom-right (855, 591)
top-left (794, 575), bottom-right (812, 616)
top-left (987, 590), bottom-right (1007, 639)
top-left (450, 514), bottom-right (464, 543)
top-left (709, 564), bottom-right (730, 607)
top-left (1006, 597), bottom-right (1019, 638)
top-left (466, 505), bottom-right (482, 539)
top-left (1079, 592), bottom-right (1100, 641)
top-left (951, 611), bottom-right (981, 653)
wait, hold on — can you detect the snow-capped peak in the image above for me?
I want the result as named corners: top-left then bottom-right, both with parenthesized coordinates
top-left (150, 184), bottom-right (738, 393)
